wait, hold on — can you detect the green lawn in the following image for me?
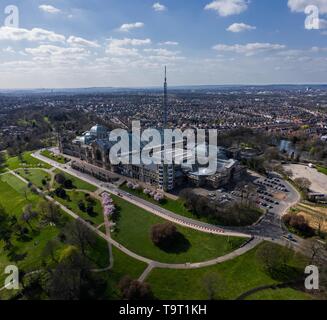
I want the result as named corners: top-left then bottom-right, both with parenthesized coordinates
top-left (0, 173), bottom-right (40, 217)
top-left (121, 184), bottom-right (210, 223)
top-left (41, 150), bottom-right (69, 164)
top-left (317, 166), bottom-right (327, 176)
top-left (15, 169), bottom-right (51, 190)
top-left (6, 152), bottom-right (52, 170)
top-left (245, 287), bottom-right (314, 300)
top-left (111, 194), bottom-right (246, 264)
top-left (53, 169), bottom-right (97, 192)
top-left (147, 243), bottom-right (312, 300)
top-left (54, 190), bottom-right (103, 226)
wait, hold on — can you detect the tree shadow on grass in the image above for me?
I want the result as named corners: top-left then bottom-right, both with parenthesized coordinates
top-left (269, 265), bottom-right (303, 282)
top-left (156, 232), bottom-right (191, 254)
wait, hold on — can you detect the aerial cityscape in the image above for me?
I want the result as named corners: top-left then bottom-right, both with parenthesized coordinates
top-left (0, 0), bottom-right (327, 310)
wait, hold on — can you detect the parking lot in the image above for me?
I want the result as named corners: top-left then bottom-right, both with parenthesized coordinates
top-left (194, 174), bottom-right (290, 217)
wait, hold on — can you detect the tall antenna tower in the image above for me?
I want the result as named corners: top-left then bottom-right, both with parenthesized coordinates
top-left (163, 66), bottom-right (168, 128)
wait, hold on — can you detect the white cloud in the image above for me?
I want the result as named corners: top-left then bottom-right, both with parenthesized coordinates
top-left (213, 43), bottom-right (286, 56)
top-left (39, 4), bottom-right (61, 14)
top-left (158, 41), bottom-right (179, 46)
top-left (227, 22), bottom-right (256, 32)
top-left (0, 26), bottom-right (65, 42)
top-left (25, 45), bottom-right (90, 63)
top-left (3, 46), bottom-right (15, 53)
top-left (144, 48), bottom-right (179, 56)
top-left (118, 22), bottom-right (144, 32)
top-left (106, 38), bottom-right (151, 56)
top-left (153, 2), bottom-right (167, 12)
top-left (288, 0), bottom-right (327, 14)
top-left (67, 36), bottom-right (100, 48)
top-left (205, 0), bottom-right (248, 17)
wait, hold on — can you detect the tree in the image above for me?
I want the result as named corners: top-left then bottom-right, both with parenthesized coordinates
top-left (64, 220), bottom-right (96, 257)
top-left (55, 173), bottom-right (66, 185)
top-left (294, 177), bottom-right (311, 192)
top-left (118, 276), bottom-right (154, 300)
top-left (150, 222), bottom-right (179, 248)
top-left (21, 204), bottom-right (37, 229)
top-left (38, 200), bottom-right (62, 224)
top-left (42, 239), bottom-right (60, 263)
top-left (54, 187), bottom-right (67, 199)
top-left (47, 248), bottom-right (107, 300)
top-left (0, 204), bottom-right (13, 250)
top-left (63, 179), bottom-right (73, 189)
top-left (78, 200), bottom-right (86, 212)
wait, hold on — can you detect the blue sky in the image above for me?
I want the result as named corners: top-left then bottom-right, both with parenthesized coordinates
top-left (0, 0), bottom-right (326, 88)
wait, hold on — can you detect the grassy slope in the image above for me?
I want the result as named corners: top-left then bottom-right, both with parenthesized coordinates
top-left (53, 169), bottom-right (97, 192)
top-left (54, 190), bottom-right (104, 226)
top-left (111, 194), bottom-right (245, 264)
top-left (6, 152), bottom-right (52, 170)
top-left (121, 184), bottom-right (201, 221)
top-left (147, 243), bottom-right (312, 300)
top-left (40, 150), bottom-right (68, 164)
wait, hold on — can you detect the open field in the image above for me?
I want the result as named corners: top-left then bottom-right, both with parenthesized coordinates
top-left (6, 152), bottom-right (52, 170)
top-left (15, 168), bottom-right (52, 190)
top-left (147, 243), bottom-right (313, 300)
top-left (0, 173), bottom-right (40, 217)
top-left (111, 194), bottom-right (246, 264)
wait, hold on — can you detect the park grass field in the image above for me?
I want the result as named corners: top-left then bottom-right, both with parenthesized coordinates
top-left (54, 190), bottom-right (104, 226)
top-left (53, 169), bottom-right (97, 192)
top-left (111, 194), bottom-right (246, 264)
top-left (0, 173), bottom-right (40, 217)
top-left (146, 243), bottom-right (312, 300)
top-left (15, 168), bottom-right (52, 190)
top-left (5, 152), bottom-right (52, 170)
top-left (40, 150), bottom-right (69, 164)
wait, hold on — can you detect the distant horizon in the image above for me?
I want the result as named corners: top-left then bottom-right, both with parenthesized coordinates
top-left (1, 83), bottom-right (327, 92)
